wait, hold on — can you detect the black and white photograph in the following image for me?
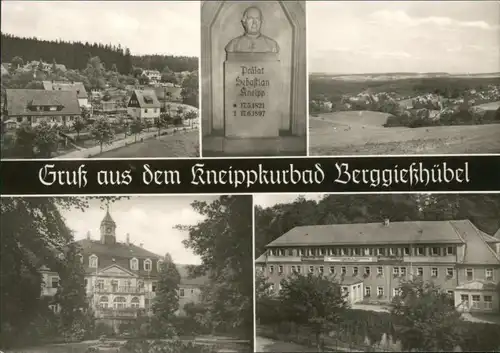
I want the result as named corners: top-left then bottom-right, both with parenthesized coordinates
top-left (0, 195), bottom-right (253, 353)
top-left (1, 1), bottom-right (200, 160)
top-left (308, 1), bottom-right (500, 155)
top-left (200, 0), bottom-right (307, 157)
top-left (254, 193), bottom-right (500, 352)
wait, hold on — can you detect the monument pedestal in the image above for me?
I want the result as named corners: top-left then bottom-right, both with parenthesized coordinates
top-left (202, 135), bottom-right (306, 157)
top-left (224, 53), bottom-right (282, 138)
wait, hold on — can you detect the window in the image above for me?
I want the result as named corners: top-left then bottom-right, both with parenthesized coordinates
top-left (89, 255), bottom-right (98, 268)
top-left (484, 296), bottom-right (493, 309)
top-left (278, 265), bottom-right (283, 274)
top-left (84, 279), bottom-right (88, 288)
top-left (269, 283), bottom-right (275, 292)
top-left (157, 260), bottom-right (163, 272)
top-left (393, 288), bottom-right (399, 297)
top-left (291, 265), bottom-right (296, 273)
top-left (353, 267), bottom-right (358, 276)
top-left (446, 268), bottom-right (454, 277)
top-left (447, 290), bottom-right (454, 297)
top-left (364, 267), bottom-right (371, 275)
top-left (365, 286), bottom-right (371, 297)
top-left (50, 277), bottom-right (59, 288)
top-left (309, 266), bottom-right (314, 273)
top-left (432, 247), bottom-right (440, 256)
top-left (329, 266), bottom-right (335, 274)
top-left (269, 249), bottom-right (275, 256)
top-left (393, 267), bottom-right (399, 276)
top-left (130, 258), bottom-right (139, 270)
top-left (113, 297), bottom-right (127, 309)
top-left (364, 248), bottom-right (371, 256)
top-left (308, 249), bottom-right (314, 256)
top-left (341, 266), bottom-right (346, 275)
top-left (152, 281), bottom-right (157, 292)
top-left (299, 249), bottom-right (305, 256)
top-left (145, 108), bottom-right (148, 113)
top-left (340, 248), bottom-right (347, 256)
top-left (417, 247), bottom-right (424, 255)
top-left (179, 289), bottom-right (185, 297)
top-left (461, 294), bottom-right (469, 307)
top-left (354, 248), bottom-right (361, 256)
top-left (485, 269), bottom-right (493, 280)
top-left (446, 246), bottom-right (455, 255)
top-left (377, 287), bottom-right (384, 297)
top-left (342, 286), bottom-right (348, 294)
top-left (319, 248), bottom-right (325, 256)
top-left (400, 267), bottom-right (406, 276)
top-left (144, 259), bottom-right (152, 271)
top-left (417, 267), bottom-right (423, 276)
top-left (377, 266), bottom-right (383, 276)
top-left (404, 247), bottom-right (410, 255)
top-left (99, 296), bottom-right (109, 309)
top-left (377, 248), bottom-right (385, 256)
top-left (297, 266), bottom-right (302, 273)
top-left (466, 268), bottom-right (473, 280)
top-left (471, 295), bottom-right (480, 309)
top-left (279, 249), bottom-right (285, 256)
top-left (319, 266), bottom-right (324, 274)
top-left (431, 268), bottom-right (438, 277)
top-left (131, 297), bottom-right (140, 308)
top-left (97, 279), bottom-right (104, 290)
top-left (389, 248), bottom-right (396, 256)
top-left (278, 283), bottom-right (282, 291)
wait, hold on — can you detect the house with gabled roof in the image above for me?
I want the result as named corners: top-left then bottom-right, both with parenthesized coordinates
top-left (127, 89), bottom-right (161, 123)
top-left (42, 80), bottom-right (89, 108)
top-left (256, 219), bottom-right (500, 313)
top-left (4, 89), bottom-right (81, 127)
top-left (40, 208), bottom-right (207, 328)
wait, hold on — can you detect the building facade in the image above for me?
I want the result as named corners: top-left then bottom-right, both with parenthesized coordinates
top-left (42, 81), bottom-right (89, 108)
top-left (256, 219), bottom-right (500, 313)
top-left (127, 90), bottom-right (161, 123)
top-left (4, 89), bottom-right (81, 127)
top-left (142, 70), bottom-right (162, 84)
top-left (40, 210), bottom-right (206, 327)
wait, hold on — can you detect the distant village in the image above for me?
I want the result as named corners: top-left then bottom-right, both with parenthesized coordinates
top-left (310, 83), bottom-right (500, 126)
top-left (0, 54), bottom-right (199, 158)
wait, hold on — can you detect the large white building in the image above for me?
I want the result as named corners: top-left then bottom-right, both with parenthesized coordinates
top-left (41, 209), bottom-right (206, 328)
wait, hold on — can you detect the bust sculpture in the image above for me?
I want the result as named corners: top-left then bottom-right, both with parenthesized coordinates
top-left (225, 6), bottom-right (280, 54)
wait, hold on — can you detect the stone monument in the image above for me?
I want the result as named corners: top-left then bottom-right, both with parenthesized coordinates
top-left (201, 1), bottom-right (307, 156)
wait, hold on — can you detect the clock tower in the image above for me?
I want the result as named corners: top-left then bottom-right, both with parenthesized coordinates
top-left (100, 207), bottom-right (116, 245)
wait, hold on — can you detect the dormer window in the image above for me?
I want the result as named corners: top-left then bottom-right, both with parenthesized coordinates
top-left (144, 259), bottom-right (152, 271)
top-left (89, 254), bottom-right (98, 268)
top-left (130, 258), bottom-right (139, 270)
top-left (157, 260), bottom-right (163, 272)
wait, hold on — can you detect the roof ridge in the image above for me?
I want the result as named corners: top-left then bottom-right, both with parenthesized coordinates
top-left (465, 219), bottom-right (500, 263)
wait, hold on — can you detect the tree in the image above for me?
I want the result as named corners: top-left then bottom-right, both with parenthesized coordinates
top-left (111, 63), bottom-right (118, 73)
top-left (84, 56), bottom-right (106, 90)
top-left (152, 253), bottom-right (181, 324)
top-left (72, 117), bottom-right (86, 141)
top-left (33, 121), bottom-right (60, 158)
top-left (11, 56), bottom-right (24, 69)
top-left (181, 71), bottom-right (199, 108)
top-left (14, 123), bottom-right (36, 157)
top-left (177, 196), bottom-right (253, 344)
top-left (130, 119), bottom-right (143, 142)
top-left (278, 273), bottom-right (349, 352)
top-left (184, 109), bottom-right (198, 128)
top-left (89, 118), bottom-right (115, 154)
top-left (154, 117), bottom-right (165, 136)
top-left (390, 278), bottom-right (464, 352)
top-left (51, 58), bottom-right (57, 73)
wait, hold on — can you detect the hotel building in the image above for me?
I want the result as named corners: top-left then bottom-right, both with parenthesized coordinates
top-left (256, 219), bottom-right (500, 313)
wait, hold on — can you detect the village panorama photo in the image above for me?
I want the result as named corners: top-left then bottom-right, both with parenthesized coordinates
top-left (0, 195), bottom-right (254, 353)
top-left (1, 1), bottom-right (200, 159)
top-left (308, 1), bottom-right (500, 155)
top-left (254, 193), bottom-right (500, 352)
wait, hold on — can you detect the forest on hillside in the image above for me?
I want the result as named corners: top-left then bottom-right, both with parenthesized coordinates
top-left (254, 194), bottom-right (500, 257)
top-left (1, 33), bottom-right (198, 74)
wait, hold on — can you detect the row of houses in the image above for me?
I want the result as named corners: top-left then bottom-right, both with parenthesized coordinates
top-left (2, 80), bottom-right (185, 129)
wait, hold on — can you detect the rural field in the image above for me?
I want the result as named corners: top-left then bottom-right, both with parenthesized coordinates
top-left (98, 130), bottom-right (199, 158)
top-left (309, 111), bottom-right (500, 155)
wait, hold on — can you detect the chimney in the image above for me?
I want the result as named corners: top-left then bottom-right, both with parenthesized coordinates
top-left (384, 219), bottom-right (390, 226)
top-left (126, 233), bottom-right (130, 245)
top-left (86, 231), bottom-right (91, 240)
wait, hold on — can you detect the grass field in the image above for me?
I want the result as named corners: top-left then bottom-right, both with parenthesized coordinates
top-left (309, 111), bottom-right (500, 155)
top-left (97, 130), bottom-right (199, 158)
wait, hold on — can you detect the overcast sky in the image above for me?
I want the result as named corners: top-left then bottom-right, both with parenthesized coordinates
top-left (308, 1), bottom-right (500, 74)
top-left (254, 194), bottom-right (324, 209)
top-left (1, 1), bottom-right (200, 57)
top-left (59, 196), bottom-right (218, 265)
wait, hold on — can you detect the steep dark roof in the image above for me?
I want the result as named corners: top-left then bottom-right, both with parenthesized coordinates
top-left (42, 81), bottom-right (88, 99)
top-left (131, 90), bottom-right (161, 108)
top-left (5, 89), bottom-right (81, 116)
top-left (101, 209), bottom-right (116, 225)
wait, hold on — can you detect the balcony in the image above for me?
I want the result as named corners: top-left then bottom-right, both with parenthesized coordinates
top-left (93, 286), bottom-right (146, 294)
top-left (377, 255), bottom-right (404, 263)
top-left (95, 307), bottom-right (147, 319)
